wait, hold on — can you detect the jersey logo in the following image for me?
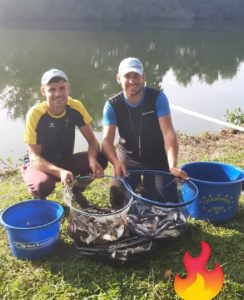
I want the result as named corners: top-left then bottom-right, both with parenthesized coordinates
top-left (142, 110), bottom-right (154, 116)
top-left (65, 117), bottom-right (69, 127)
top-left (49, 122), bottom-right (55, 128)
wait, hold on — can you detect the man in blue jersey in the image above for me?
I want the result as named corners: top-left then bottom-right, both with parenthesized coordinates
top-left (102, 57), bottom-right (187, 208)
top-left (22, 69), bottom-right (107, 199)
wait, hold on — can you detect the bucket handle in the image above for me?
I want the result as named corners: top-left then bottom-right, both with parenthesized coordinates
top-left (123, 169), bottom-right (198, 208)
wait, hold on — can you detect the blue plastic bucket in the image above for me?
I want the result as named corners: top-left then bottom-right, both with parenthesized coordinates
top-left (0, 199), bottom-right (64, 260)
top-left (181, 162), bottom-right (244, 223)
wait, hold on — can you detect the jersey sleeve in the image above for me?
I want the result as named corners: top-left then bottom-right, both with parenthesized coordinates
top-left (102, 101), bottom-right (117, 125)
top-left (68, 98), bottom-right (92, 126)
top-left (23, 107), bottom-right (42, 145)
top-left (156, 91), bottom-right (171, 118)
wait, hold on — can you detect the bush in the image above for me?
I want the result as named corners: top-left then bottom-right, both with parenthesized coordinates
top-left (225, 107), bottom-right (244, 126)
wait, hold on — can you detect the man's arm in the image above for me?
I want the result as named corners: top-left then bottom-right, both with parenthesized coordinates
top-left (79, 124), bottom-right (104, 176)
top-left (102, 125), bottom-right (127, 177)
top-left (158, 115), bottom-right (188, 179)
top-left (27, 144), bottom-right (74, 185)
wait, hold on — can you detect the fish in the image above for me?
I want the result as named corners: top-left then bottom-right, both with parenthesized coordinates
top-left (68, 206), bottom-right (130, 245)
top-left (127, 200), bottom-right (187, 239)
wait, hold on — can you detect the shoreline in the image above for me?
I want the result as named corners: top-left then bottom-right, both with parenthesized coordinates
top-left (1, 129), bottom-right (243, 176)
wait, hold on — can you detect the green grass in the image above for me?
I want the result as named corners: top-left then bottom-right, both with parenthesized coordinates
top-left (0, 153), bottom-right (243, 299)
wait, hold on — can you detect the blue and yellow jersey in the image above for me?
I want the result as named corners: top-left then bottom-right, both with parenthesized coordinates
top-left (24, 97), bottom-right (92, 163)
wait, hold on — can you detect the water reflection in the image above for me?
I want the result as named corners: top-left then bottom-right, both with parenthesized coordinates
top-left (1, 26), bottom-right (244, 124)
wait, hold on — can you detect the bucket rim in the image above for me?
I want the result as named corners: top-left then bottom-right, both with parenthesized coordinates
top-left (0, 199), bottom-right (64, 230)
top-left (64, 174), bottom-right (134, 217)
top-left (181, 161), bottom-right (244, 185)
top-left (124, 169), bottom-right (198, 208)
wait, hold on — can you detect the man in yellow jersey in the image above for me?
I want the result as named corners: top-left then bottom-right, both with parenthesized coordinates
top-left (22, 69), bottom-right (107, 199)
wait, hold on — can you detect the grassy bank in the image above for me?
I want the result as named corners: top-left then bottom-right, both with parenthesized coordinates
top-left (0, 131), bottom-right (243, 300)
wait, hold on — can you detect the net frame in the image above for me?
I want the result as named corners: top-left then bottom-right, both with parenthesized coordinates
top-left (63, 175), bottom-right (133, 244)
top-left (124, 169), bottom-right (198, 208)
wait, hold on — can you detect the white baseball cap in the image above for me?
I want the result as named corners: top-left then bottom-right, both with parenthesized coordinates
top-left (118, 57), bottom-right (144, 76)
top-left (41, 69), bottom-right (69, 85)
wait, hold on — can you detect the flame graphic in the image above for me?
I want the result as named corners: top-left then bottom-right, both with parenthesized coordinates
top-left (174, 241), bottom-right (224, 300)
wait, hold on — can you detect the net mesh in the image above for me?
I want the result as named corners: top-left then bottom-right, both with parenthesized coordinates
top-left (63, 173), bottom-right (197, 264)
top-left (64, 176), bottom-right (133, 245)
top-left (124, 171), bottom-right (198, 239)
top-left (127, 201), bottom-right (187, 239)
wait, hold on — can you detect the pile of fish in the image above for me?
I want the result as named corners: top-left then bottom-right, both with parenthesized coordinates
top-left (68, 211), bottom-right (130, 245)
top-left (127, 200), bottom-right (187, 239)
top-left (64, 177), bottom-right (187, 246)
top-left (64, 181), bottom-right (131, 245)
top-left (63, 175), bottom-right (191, 264)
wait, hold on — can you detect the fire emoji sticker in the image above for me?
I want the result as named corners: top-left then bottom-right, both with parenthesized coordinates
top-left (174, 241), bottom-right (224, 300)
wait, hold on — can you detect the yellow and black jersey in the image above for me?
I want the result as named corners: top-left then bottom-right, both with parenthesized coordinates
top-left (24, 97), bottom-right (92, 163)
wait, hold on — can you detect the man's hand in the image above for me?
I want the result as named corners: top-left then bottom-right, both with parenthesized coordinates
top-left (60, 169), bottom-right (75, 186)
top-left (89, 160), bottom-right (104, 177)
top-left (170, 167), bottom-right (189, 180)
top-left (113, 161), bottom-right (127, 177)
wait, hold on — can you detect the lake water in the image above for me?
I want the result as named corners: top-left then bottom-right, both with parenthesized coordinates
top-left (0, 24), bottom-right (244, 164)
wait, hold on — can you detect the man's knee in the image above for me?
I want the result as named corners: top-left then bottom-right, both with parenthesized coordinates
top-left (36, 179), bottom-right (56, 199)
top-left (24, 173), bottom-right (56, 199)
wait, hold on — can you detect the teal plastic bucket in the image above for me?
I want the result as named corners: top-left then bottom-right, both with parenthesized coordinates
top-left (0, 199), bottom-right (64, 260)
top-left (181, 162), bottom-right (244, 223)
